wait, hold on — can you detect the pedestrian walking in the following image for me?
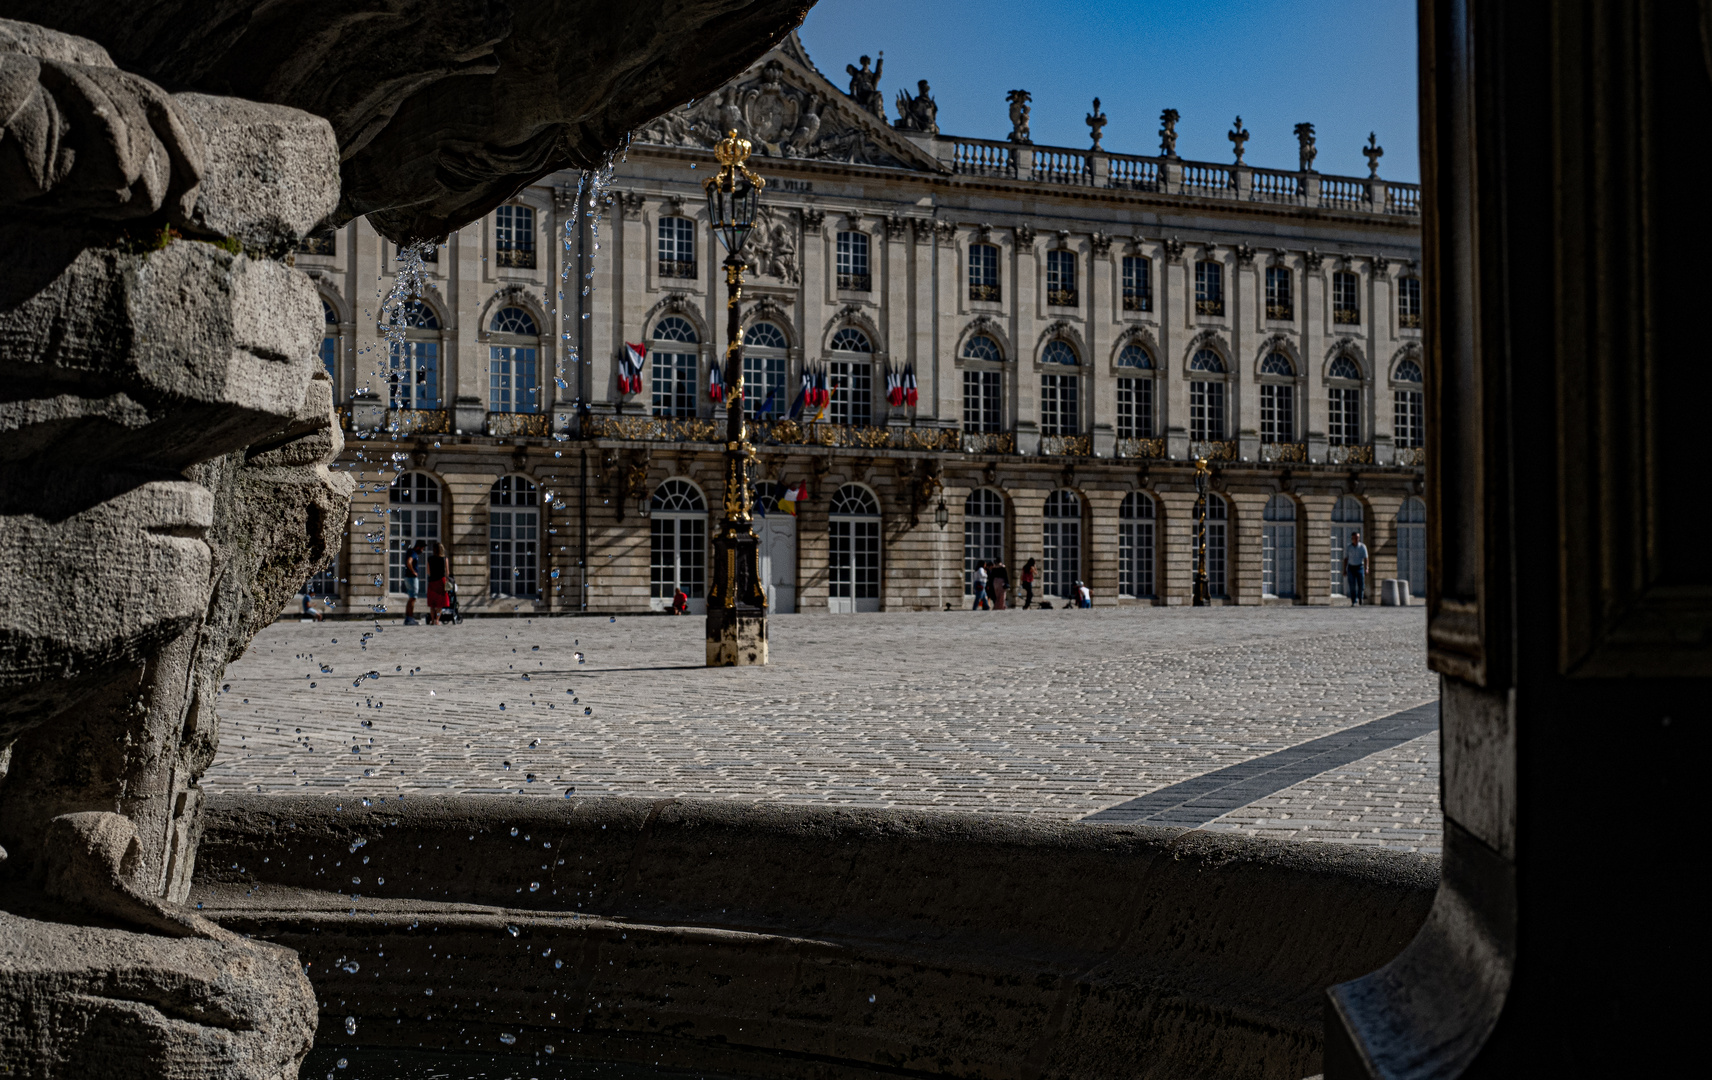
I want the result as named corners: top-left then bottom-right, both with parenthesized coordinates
top-left (426, 542), bottom-right (450, 625)
top-left (1343, 530), bottom-right (1369, 606)
top-left (1076, 580), bottom-right (1092, 608)
top-left (972, 561), bottom-right (991, 610)
top-left (402, 540), bottom-right (425, 624)
top-left (990, 559), bottom-right (1009, 610)
top-left (1020, 558), bottom-right (1036, 609)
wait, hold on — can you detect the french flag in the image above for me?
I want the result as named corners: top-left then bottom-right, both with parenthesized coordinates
top-left (709, 361), bottom-right (725, 404)
top-left (904, 364), bottom-right (919, 408)
top-left (619, 343), bottom-right (646, 395)
top-left (886, 365), bottom-right (905, 408)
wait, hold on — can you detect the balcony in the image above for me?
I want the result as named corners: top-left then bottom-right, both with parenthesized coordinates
top-left (969, 283), bottom-right (1001, 302)
top-left (497, 246), bottom-right (536, 270)
top-left (1333, 308), bottom-right (1361, 325)
top-left (1047, 289), bottom-right (1078, 308)
top-left (486, 411), bottom-right (551, 438)
top-left (837, 273), bottom-right (871, 292)
top-left (1327, 443), bottom-right (1375, 465)
top-left (1396, 446), bottom-right (1427, 467)
top-left (338, 406), bottom-right (451, 436)
top-left (1260, 441), bottom-right (1308, 463)
top-left (589, 416), bottom-right (961, 452)
top-left (1400, 312), bottom-right (1422, 329)
top-left (961, 431), bottom-right (1015, 454)
top-left (295, 232), bottom-right (336, 256)
top-left (1188, 440), bottom-right (1238, 462)
top-left (1122, 291), bottom-right (1152, 312)
top-left (1195, 299), bottom-right (1225, 317)
top-left (1266, 303), bottom-right (1293, 320)
top-left (1039, 434), bottom-right (1092, 456)
top-left (658, 259), bottom-right (697, 280)
top-left (1115, 437), bottom-right (1166, 459)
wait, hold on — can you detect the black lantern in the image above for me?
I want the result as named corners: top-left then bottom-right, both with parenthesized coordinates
top-left (705, 130), bottom-right (766, 255)
top-left (934, 495), bottom-right (949, 529)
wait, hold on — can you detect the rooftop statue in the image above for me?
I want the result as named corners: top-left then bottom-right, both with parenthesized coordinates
top-left (894, 78), bottom-right (937, 134)
top-left (846, 52), bottom-right (885, 118)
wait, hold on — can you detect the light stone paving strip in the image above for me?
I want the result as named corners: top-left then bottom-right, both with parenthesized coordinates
top-left (205, 606), bottom-right (1443, 853)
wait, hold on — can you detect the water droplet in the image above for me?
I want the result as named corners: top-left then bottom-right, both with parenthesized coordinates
top-left (869, 994), bottom-right (877, 1003)
top-left (424, 988), bottom-right (433, 996)
top-left (506, 925), bottom-right (519, 937)
top-left (344, 1016), bottom-right (357, 1035)
top-left (337, 1059), bottom-right (348, 1070)
top-left (583, 707), bottom-right (592, 716)
top-left (342, 961), bottom-right (360, 974)
top-left (510, 827), bottom-right (519, 837)
top-left (498, 1033), bottom-right (517, 1045)
top-left (609, 616), bottom-right (616, 623)
top-left (563, 787), bottom-right (576, 798)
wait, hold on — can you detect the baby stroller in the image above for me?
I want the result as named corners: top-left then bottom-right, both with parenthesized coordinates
top-left (444, 578), bottom-right (464, 624)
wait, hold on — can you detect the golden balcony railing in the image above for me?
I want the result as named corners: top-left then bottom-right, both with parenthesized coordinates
top-left (1396, 445), bottom-right (1427, 467)
top-left (1260, 441), bottom-right (1308, 463)
top-left (1040, 434), bottom-right (1092, 457)
top-left (1266, 303), bottom-right (1294, 320)
top-left (487, 411), bottom-right (551, 438)
top-left (1122, 291), bottom-right (1152, 312)
top-left (1399, 312), bottom-right (1422, 329)
top-left (496, 247), bottom-right (536, 269)
top-left (589, 415), bottom-right (963, 452)
top-left (969, 283), bottom-right (1001, 302)
top-left (657, 259), bottom-right (697, 279)
top-left (589, 415), bottom-right (723, 443)
top-left (961, 431), bottom-right (1016, 455)
top-left (1047, 289), bottom-right (1079, 308)
top-left (1333, 307), bottom-right (1361, 324)
top-left (836, 273), bottom-right (871, 292)
top-left (1188, 440), bottom-right (1238, 461)
top-left (1195, 299), bottom-right (1225, 317)
top-left (1116, 437), bottom-right (1167, 459)
top-left (1327, 443), bottom-right (1375, 465)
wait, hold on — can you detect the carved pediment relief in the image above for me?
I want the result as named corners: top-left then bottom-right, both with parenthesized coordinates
top-left (636, 39), bottom-right (942, 173)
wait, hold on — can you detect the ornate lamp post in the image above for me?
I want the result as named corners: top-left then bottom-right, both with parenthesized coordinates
top-left (1192, 456), bottom-right (1211, 606)
top-left (704, 130), bottom-right (770, 666)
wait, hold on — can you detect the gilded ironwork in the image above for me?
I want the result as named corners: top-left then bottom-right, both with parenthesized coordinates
top-left (961, 431), bottom-right (1016, 454)
top-left (969, 283), bottom-right (1001, 302)
top-left (486, 411), bottom-right (551, 438)
top-left (1195, 299), bottom-right (1225, 316)
top-left (1260, 441), bottom-right (1308, 463)
top-left (1040, 434), bottom-right (1092, 457)
top-left (1329, 443), bottom-right (1375, 465)
top-left (658, 259), bottom-right (697, 279)
top-left (1396, 445), bottom-right (1427, 467)
top-left (496, 247), bottom-right (536, 269)
top-left (1188, 440), bottom-right (1237, 461)
top-left (1192, 456), bottom-right (1211, 606)
top-left (1333, 307), bottom-right (1361, 324)
top-left (385, 408), bottom-right (452, 435)
top-left (1047, 289), bottom-right (1078, 307)
top-left (1116, 437), bottom-right (1166, 459)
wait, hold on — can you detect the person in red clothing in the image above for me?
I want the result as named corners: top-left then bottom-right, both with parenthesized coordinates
top-left (425, 542), bottom-right (450, 626)
top-left (1019, 558), bottom-right (1036, 609)
top-left (670, 587), bottom-right (691, 615)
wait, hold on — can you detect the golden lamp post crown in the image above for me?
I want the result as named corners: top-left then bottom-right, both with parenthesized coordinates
top-left (706, 129), bottom-right (767, 194)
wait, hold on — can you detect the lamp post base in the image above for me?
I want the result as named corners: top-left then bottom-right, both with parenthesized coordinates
top-left (706, 609), bottom-right (768, 667)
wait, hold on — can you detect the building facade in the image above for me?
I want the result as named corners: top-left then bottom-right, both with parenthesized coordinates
top-left (307, 33), bottom-right (1426, 618)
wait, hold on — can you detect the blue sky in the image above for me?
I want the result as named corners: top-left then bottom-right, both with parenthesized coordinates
top-left (796, 0), bottom-right (1419, 181)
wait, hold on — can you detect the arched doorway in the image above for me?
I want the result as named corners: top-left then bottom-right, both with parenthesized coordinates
top-left (1118, 492), bottom-right (1155, 599)
top-left (1330, 495), bottom-right (1366, 599)
top-left (754, 482), bottom-right (796, 614)
top-left (1206, 493), bottom-right (1230, 599)
top-left (1396, 496), bottom-right (1426, 599)
top-left (388, 472), bottom-right (441, 594)
top-left (1262, 493), bottom-right (1298, 599)
top-left (1042, 490), bottom-right (1082, 602)
top-left (964, 489), bottom-right (1005, 598)
top-left (828, 484), bottom-right (881, 613)
top-left (650, 479), bottom-right (707, 613)
top-left (489, 476), bottom-right (540, 598)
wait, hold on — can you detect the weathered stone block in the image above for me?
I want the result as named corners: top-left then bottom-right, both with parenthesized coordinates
top-left (173, 93), bottom-right (340, 251)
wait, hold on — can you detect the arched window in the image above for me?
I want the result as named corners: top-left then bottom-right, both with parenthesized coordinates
top-left (320, 298), bottom-right (340, 394)
top-left (387, 300), bottom-right (441, 410)
top-left (1189, 348), bottom-right (1227, 441)
top-left (836, 230), bottom-right (871, 291)
top-left (1328, 355), bottom-right (1363, 445)
top-left (651, 317), bottom-right (699, 418)
top-left (962, 335), bottom-right (1004, 434)
top-left (1330, 495), bottom-right (1366, 597)
top-left (1262, 494), bottom-right (1297, 599)
top-left (650, 480), bottom-right (707, 612)
top-left (1204, 494), bottom-right (1230, 598)
top-left (1047, 250), bottom-right (1078, 306)
top-left (658, 215), bottom-right (696, 279)
top-left (488, 477), bottom-right (539, 598)
top-left (1393, 358), bottom-right (1424, 449)
top-left (743, 321), bottom-right (788, 418)
top-left (1397, 496), bottom-right (1427, 597)
top-left (964, 489), bottom-right (1005, 596)
top-left (488, 307), bottom-right (540, 414)
top-left (496, 203), bottom-right (535, 268)
top-left (828, 484), bottom-right (881, 613)
top-left (1259, 351), bottom-right (1296, 444)
top-left (1042, 490), bottom-right (1082, 601)
top-left (387, 472), bottom-right (441, 594)
top-left (1117, 345), bottom-right (1154, 439)
top-left (828, 328), bottom-right (873, 427)
top-left (1119, 492), bottom-right (1155, 599)
top-left (1041, 340), bottom-right (1080, 436)
top-left (1398, 276), bottom-right (1422, 328)
top-left (969, 243), bottom-right (1000, 301)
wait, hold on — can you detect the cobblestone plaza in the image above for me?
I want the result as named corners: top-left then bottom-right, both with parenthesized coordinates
top-left (208, 606), bottom-right (1443, 853)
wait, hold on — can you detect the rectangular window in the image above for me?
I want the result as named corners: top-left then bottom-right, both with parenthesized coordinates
top-left (657, 217), bottom-right (696, 278)
top-left (743, 353), bottom-right (787, 417)
top-left (1116, 377), bottom-right (1153, 438)
top-left (1195, 260), bottom-right (1224, 316)
top-left (1328, 386), bottom-right (1362, 444)
top-left (489, 345), bottom-right (539, 413)
top-left (651, 351), bottom-right (697, 418)
top-left (489, 506), bottom-right (540, 598)
top-left (836, 231), bottom-right (870, 291)
top-left (496, 205), bottom-right (536, 268)
top-left (1260, 382), bottom-right (1294, 443)
top-left (1398, 276), bottom-right (1422, 328)
top-left (1046, 250), bottom-right (1077, 307)
top-left (389, 341), bottom-right (439, 410)
top-left (968, 244), bottom-right (1000, 302)
top-left (1119, 518), bottom-right (1154, 598)
top-left (1266, 266), bottom-right (1293, 320)
top-left (321, 335), bottom-right (338, 386)
top-left (1333, 270), bottom-right (1361, 324)
top-left (964, 515), bottom-right (1004, 596)
top-left (1189, 380), bottom-right (1225, 441)
top-left (963, 369), bottom-right (1003, 432)
top-left (1122, 256), bottom-right (1152, 311)
top-left (1040, 373), bottom-right (1080, 435)
top-left (1394, 389), bottom-right (1424, 448)
top-left (830, 359), bottom-right (872, 426)
top-left (1207, 515), bottom-right (1228, 598)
